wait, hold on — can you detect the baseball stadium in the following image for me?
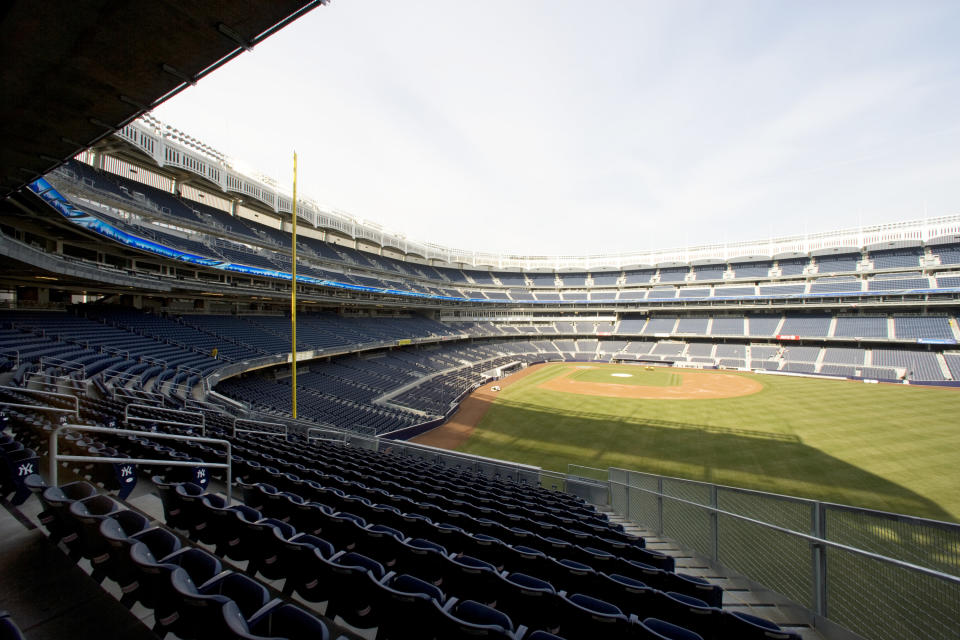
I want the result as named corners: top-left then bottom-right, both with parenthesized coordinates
top-left (0, 3), bottom-right (957, 640)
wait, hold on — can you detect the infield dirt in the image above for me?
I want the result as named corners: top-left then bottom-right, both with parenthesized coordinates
top-left (411, 362), bottom-right (761, 448)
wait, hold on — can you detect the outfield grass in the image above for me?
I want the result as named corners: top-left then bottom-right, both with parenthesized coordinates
top-left (570, 365), bottom-right (680, 387)
top-left (457, 363), bottom-right (960, 522)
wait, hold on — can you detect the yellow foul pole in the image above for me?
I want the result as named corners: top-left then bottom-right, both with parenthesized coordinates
top-left (291, 152), bottom-right (298, 419)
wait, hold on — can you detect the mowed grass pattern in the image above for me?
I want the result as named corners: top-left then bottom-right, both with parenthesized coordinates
top-left (458, 363), bottom-right (960, 522)
top-left (570, 365), bottom-right (681, 387)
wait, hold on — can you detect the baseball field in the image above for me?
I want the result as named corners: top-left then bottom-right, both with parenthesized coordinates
top-left (413, 362), bottom-right (960, 523)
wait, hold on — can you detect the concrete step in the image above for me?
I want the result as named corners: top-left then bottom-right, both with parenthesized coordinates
top-left (0, 500), bottom-right (156, 640)
top-left (596, 506), bottom-right (828, 640)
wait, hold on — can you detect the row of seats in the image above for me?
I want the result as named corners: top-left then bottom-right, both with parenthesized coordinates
top-left (158, 478), bottom-right (798, 639)
top-left (229, 435), bottom-right (597, 527)
top-left (34, 478), bottom-right (344, 640)
top-left (234, 436), bottom-right (602, 524)
top-left (3, 388), bottom-right (804, 640)
top-left (232, 467), bottom-right (663, 574)
top-left (233, 429), bottom-right (587, 512)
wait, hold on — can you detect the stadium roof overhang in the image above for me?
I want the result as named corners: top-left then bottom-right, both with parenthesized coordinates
top-left (0, 0), bottom-right (327, 200)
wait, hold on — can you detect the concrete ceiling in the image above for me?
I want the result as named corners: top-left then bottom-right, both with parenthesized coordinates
top-left (0, 0), bottom-right (326, 198)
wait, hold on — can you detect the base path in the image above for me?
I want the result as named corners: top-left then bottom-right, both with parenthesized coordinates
top-left (410, 363), bottom-right (546, 449)
top-left (541, 366), bottom-right (763, 399)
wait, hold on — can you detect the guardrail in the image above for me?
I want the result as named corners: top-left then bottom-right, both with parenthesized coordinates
top-left (24, 370), bottom-right (86, 393)
top-left (0, 385), bottom-right (79, 417)
top-left (573, 466), bottom-right (960, 640)
top-left (39, 356), bottom-right (85, 379)
top-left (49, 424), bottom-right (233, 503)
top-left (306, 427), bottom-right (348, 443)
top-left (123, 403), bottom-right (205, 435)
top-left (114, 386), bottom-right (164, 405)
top-left (233, 418), bottom-right (287, 439)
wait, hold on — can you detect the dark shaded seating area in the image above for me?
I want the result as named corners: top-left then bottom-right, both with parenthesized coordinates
top-left (1, 375), bottom-right (807, 639)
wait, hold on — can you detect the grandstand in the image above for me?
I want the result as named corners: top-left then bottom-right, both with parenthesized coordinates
top-left (1, 4), bottom-right (959, 640)
top-left (3, 121), bottom-right (959, 638)
top-left (2, 115), bottom-right (960, 639)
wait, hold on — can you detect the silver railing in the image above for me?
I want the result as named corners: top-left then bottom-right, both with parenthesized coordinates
top-left (123, 403), bottom-right (205, 435)
top-left (0, 386), bottom-right (79, 417)
top-left (574, 466), bottom-right (960, 640)
top-left (233, 418), bottom-right (287, 439)
top-left (306, 427), bottom-right (348, 443)
top-left (49, 424), bottom-right (233, 503)
top-left (38, 356), bottom-right (86, 379)
top-left (24, 370), bottom-right (86, 393)
top-left (114, 386), bottom-right (165, 405)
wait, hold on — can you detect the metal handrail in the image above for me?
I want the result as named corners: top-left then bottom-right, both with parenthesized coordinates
top-left (114, 387), bottom-right (164, 405)
top-left (49, 424), bottom-right (233, 503)
top-left (0, 385), bottom-right (79, 415)
top-left (124, 403), bottom-right (204, 431)
top-left (604, 477), bottom-right (960, 586)
top-left (0, 402), bottom-right (77, 416)
top-left (23, 371), bottom-right (86, 392)
top-left (233, 418), bottom-right (287, 439)
top-left (306, 427), bottom-right (347, 442)
top-left (39, 356), bottom-right (85, 378)
top-left (125, 416), bottom-right (206, 436)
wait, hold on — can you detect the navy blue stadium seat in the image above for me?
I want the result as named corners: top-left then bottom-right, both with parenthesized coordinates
top-left (430, 598), bottom-right (523, 640)
top-left (37, 480), bottom-right (98, 551)
top-left (355, 523), bottom-right (406, 569)
top-left (372, 573), bottom-right (447, 640)
top-left (222, 600), bottom-right (331, 640)
top-left (665, 573), bottom-right (723, 608)
top-left (396, 537), bottom-right (450, 585)
top-left (96, 511), bottom-right (150, 587)
top-left (0, 611), bottom-right (26, 640)
top-left (718, 610), bottom-right (801, 639)
top-left (556, 593), bottom-right (632, 640)
top-left (169, 570), bottom-right (272, 640)
top-left (444, 554), bottom-right (505, 606)
top-left (637, 617), bottom-right (704, 640)
top-left (593, 572), bottom-right (658, 618)
top-left (325, 551), bottom-right (386, 627)
top-left (660, 591), bottom-right (721, 638)
top-left (542, 557), bottom-right (598, 594)
top-left (152, 475), bottom-right (203, 531)
top-left (498, 572), bottom-right (564, 633)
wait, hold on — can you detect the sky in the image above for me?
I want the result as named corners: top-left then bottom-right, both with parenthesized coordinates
top-left (151, 0), bottom-right (960, 256)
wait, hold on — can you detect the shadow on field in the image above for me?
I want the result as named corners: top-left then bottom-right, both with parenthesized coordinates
top-left (476, 402), bottom-right (953, 522)
top-left (499, 398), bottom-right (802, 442)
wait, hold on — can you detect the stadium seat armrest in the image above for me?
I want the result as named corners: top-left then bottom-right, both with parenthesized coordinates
top-left (246, 597), bottom-right (287, 625)
top-left (380, 570), bottom-right (398, 583)
top-left (198, 569), bottom-right (237, 591)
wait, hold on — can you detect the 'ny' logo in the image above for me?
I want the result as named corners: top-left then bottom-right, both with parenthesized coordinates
top-left (18, 463), bottom-right (34, 477)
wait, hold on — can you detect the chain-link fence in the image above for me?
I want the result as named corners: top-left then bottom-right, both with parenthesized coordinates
top-left (598, 467), bottom-right (960, 640)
